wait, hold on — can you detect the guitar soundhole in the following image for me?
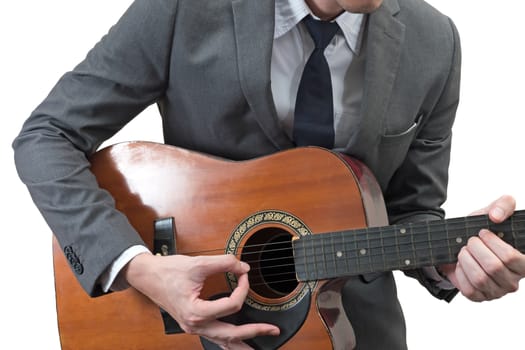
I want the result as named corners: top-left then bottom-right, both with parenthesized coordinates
top-left (241, 228), bottom-right (298, 298)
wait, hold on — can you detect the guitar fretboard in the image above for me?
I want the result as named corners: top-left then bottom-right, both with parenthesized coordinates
top-left (293, 210), bottom-right (525, 281)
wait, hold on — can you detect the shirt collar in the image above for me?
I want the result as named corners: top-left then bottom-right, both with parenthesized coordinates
top-left (274, 0), bottom-right (365, 54)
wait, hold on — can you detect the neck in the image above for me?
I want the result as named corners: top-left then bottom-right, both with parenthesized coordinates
top-left (293, 210), bottom-right (525, 281)
top-left (305, 0), bottom-right (344, 21)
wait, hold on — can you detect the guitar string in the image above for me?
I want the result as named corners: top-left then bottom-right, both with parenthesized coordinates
top-left (192, 248), bottom-right (525, 288)
top-left (248, 228), bottom-right (525, 280)
top-left (174, 216), bottom-right (525, 285)
top-left (254, 220), bottom-right (524, 288)
top-left (180, 215), bottom-right (525, 258)
top-left (182, 229), bottom-right (525, 276)
top-left (179, 218), bottom-right (525, 271)
top-left (175, 252), bottom-right (525, 289)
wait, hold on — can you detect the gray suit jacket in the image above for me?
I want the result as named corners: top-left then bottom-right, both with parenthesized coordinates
top-left (13, 0), bottom-right (461, 348)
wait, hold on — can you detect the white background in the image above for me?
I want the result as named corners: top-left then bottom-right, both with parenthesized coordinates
top-left (1, 1), bottom-right (524, 349)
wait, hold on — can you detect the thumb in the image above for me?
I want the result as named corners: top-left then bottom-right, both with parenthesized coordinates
top-left (194, 254), bottom-right (250, 276)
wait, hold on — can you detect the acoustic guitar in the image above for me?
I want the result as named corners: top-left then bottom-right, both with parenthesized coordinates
top-left (53, 141), bottom-right (525, 349)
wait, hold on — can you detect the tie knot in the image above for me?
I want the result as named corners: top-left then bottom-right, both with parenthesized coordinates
top-left (303, 16), bottom-right (339, 50)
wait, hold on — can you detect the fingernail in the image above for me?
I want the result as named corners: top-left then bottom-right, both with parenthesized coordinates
top-left (241, 261), bottom-right (250, 271)
top-left (492, 207), bottom-right (505, 221)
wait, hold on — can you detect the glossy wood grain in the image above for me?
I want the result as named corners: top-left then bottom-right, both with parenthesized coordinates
top-left (53, 141), bottom-right (388, 350)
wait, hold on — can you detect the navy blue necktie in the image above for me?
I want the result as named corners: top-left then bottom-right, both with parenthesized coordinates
top-left (293, 16), bottom-right (339, 148)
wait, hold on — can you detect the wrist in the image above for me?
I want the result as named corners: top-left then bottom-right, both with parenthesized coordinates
top-left (122, 251), bottom-right (155, 290)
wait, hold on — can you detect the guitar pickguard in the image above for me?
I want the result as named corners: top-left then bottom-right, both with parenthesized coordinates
top-left (201, 291), bottom-right (312, 350)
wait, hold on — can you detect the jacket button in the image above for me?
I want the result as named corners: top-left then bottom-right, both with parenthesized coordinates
top-left (63, 245), bottom-right (84, 275)
top-left (72, 262), bottom-right (84, 275)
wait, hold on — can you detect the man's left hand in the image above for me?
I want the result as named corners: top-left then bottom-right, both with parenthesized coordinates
top-left (440, 195), bottom-right (525, 301)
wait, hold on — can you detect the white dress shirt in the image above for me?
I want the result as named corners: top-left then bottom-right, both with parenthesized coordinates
top-left (271, 0), bottom-right (365, 150)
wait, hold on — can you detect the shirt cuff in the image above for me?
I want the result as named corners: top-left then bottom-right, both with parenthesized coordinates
top-left (422, 266), bottom-right (456, 290)
top-left (99, 245), bottom-right (151, 292)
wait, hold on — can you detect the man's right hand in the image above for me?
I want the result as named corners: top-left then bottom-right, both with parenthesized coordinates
top-left (122, 253), bottom-right (280, 349)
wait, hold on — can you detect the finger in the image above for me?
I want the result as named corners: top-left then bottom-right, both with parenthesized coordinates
top-left (488, 195), bottom-right (516, 223)
top-left (469, 195), bottom-right (516, 222)
top-left (202, 319), bottom-right (279, 343)
top-left (193, 272), bottom-right (251, 320)
top-left (460, 241), bottom-right (504, 300)
top-left (466, 232), bottom-right (519, 292)
top-left (454, 258), bottom-right (485, 302)
top-left (479, 230), bottom-right (525, 278)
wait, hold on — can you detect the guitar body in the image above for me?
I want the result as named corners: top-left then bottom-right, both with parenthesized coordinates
top-left (53, 141), bottom-right (388, 349)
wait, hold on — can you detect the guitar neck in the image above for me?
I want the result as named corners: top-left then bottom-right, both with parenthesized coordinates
top-left (293, 210), bottom-right (525, 281)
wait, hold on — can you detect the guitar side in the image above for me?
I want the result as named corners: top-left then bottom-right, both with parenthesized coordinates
top-left (53, 141), bottom-right (388, 349)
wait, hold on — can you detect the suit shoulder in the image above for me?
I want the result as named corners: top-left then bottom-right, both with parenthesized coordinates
top-left (396, 0), bottom-right (460, 49)
top-left (128, 0), bottom-right (179, 17)
top-left (396, 0), bottom-right (458, 42)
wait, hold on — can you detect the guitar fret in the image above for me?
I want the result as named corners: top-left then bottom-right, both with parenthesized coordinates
top-left (495, 218), bottom-right (514, 243)
top-left (350, 230), bottom-right (360, 274)
top-left (428, 220), bottom-right (450, 265)
top-left (427, 221), bottom-right (434, 266)
top-left (426, 220), bottom-right (436, 266)
top-left (444, 217), bottom-right (466, 263)
top-left (352, 229), bottom-right (362, 273)
top-left (365, 227), bottom-right (373, 273)
top-left (410, 223), bottom-right (431, 267)
top-left (306, 235), bottom-right (316, 280)
top-left (511, 214), bottom-right (525, 251)
top-left (326, 233), bottom-right (333, 277)
top-left (341, 230), bottom-right (355, 276)
top-left (396, 224), bottom-right (414, 270)
top-left (331, 232), bottom-right (342, 277)
top-left (294, 210), bottom-right (525, 283)
top-left (324, 232), bottom-right (335, 278)
top-left (409, 224), bottom-right (417, 268)
top-left (292, 238), bottom-right (305, 281)
top-left (367, 227), bottom-right (383, 273)
top-left (381, 226), bottom-right (400, 271)
top-left (379, 227), bottom-right (387, 272)
top-left (380, 227), bottom-right (387, 272)
top-left (313, 236), bottom-right (323, 280)
top-left (333, 232), bottom-right (343, 277)
top-left (353, 228), bottom-right (366, 274)
top-left (319, 233), bottom-right (326, 278)
top-left (444, 218), bottom-right (452, 264)
top-left (341, 230), bottom-right (350, 276)
top-left (510, 218), bottom-right (517, 248)
top-left (394, 225), bottom-right (401, 270)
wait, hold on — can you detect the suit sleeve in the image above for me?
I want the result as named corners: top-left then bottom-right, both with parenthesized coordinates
top-left (384, 17), bottom-right (462, 302)
top-left (12, 0), bottom-right (178, 296)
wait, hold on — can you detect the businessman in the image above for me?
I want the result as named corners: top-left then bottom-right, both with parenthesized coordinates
top-left (13, 0), bottom-right (525, 348)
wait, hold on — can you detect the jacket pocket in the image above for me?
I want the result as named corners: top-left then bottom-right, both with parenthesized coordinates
top-left (374, 114), bottom-right (422, 183)
top-left (380, 112), bottom-right (423, 144)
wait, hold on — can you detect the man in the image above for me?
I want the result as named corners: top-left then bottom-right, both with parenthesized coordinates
top-left (12, 0), bottom-right (525, 349)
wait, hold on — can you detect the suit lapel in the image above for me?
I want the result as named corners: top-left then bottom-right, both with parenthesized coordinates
top-left (231, 0), bottom-right (294, 150)
top-left (346, 0), bottom-right (405, 158)
top-left (230, 0), bottom-right (406, 153)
